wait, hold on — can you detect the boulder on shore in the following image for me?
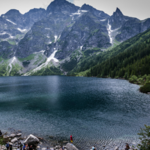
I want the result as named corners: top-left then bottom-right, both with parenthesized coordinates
top-left (10, 134), bottom-right (16, 138)
top-left (11, 137), bottom-right (18, 143)
top-left (24, 134), bottom-right (40, 145)
top-left (65, 143), bottom-right (78, 150)
top-left (17, 133), bottom-right (22, 137)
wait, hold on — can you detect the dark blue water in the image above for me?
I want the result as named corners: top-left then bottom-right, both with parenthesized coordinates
top-left (0, 76), bottom-right (150, 149)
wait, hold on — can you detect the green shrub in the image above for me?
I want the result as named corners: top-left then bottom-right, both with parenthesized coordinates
top-left (138, 125), bottom-right (150, 150)
top-left (137, 78), bottom-right (143, 84)
top-left (146, 75), bottom-right (150, 83)
top-left (140, 83), bottom-right (150, 93)
top-left (0, 136), bottom-right (5, 145)
top-left (129, 75), bottom-right (138, 83)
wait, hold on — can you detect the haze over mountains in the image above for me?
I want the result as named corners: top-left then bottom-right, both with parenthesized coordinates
top-left (0, 0), bottom-right (150, 76)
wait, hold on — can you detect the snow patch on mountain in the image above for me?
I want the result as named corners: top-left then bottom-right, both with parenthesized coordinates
top-left (6, 19), bottom-right (16, 25)
top-left (81, 10), bottom-right (88, 13)
top-left (25, 50), bottom-right (59, 75)
top-left (46, 50), bottom-right (59, 63)
top-left (34, 50), bottom-right (45, 55)
top-left (17, 28), bottom-right (27, 32)
top-left (0, 32), bottom-right (7, 35)
top-left (100, 19), bottom-right (106, 22)
top-left (45, 28), bottom-right (51, 30)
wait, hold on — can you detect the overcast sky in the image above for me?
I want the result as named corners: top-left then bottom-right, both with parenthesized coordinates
top-left (0, 0), bottom-right (149, 20)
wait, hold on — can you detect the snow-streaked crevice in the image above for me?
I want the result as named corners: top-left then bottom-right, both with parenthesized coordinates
top-left (54, 35), bottom-right (58, 43)
top-left (6, 19), bottom-right (16, 25)
top-left (107, 20), bottom-right (120, 45)
top-left (107, 20), bottom-right (113, 44)
top-left (54, 35), bottom-right (61, 43)
top-left (34, 50), bottom-right (45, 55)
top-left (29, 50), bottom-right (59, 74)
top-left (58, 35), bottom-right (61, 40)
top-left (7, 56), bottom-right (16, 74)
top-left (100, 19), bottom-right (106, 22)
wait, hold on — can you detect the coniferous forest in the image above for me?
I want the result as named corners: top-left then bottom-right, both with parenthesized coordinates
top-left (80, 28), bottom-right (150, 93)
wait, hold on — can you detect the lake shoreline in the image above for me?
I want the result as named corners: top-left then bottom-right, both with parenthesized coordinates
top-left (1, 74), bottom-right (150, 94)
top-left (0, 128), bottom-right (79, 150)
top-left (0, 128), bottom-right (141, 150)
top-left (76, 75), bottom-right (150, 94)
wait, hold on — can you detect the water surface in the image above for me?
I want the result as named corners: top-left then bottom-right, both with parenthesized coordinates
top-left (0, 76), bottom-right (150, 149)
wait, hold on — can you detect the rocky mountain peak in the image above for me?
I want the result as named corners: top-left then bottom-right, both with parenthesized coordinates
top-left (5, 9), bottom-right (22, 16)
top-left (81, 4), bottom-right (92, 10)
top-left (80, 3), bottom-right (109, 19)
top-left (27, 8), bottom-right (45, 13)
top-left (113, 7), bottom-right (123, 16)
top-left (109, 7), bottom-right (126, 29)
top-left (47, 0), bottom-right (79, 14)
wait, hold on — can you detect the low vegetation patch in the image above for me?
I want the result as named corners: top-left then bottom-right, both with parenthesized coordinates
top-left (140, 83), bottom-right (150, 93)
top-left (138, 125), bottom-right (150, 150)
top-left (0, 136), bottom-right (5, 145)
top-left (8, 40), bottom-right (16, 45)
top-left (18, 54), bottom-right (35, 62)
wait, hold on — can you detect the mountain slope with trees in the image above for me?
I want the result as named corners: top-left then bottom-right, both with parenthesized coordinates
top-left (77, 28), bottom-right (150, 93)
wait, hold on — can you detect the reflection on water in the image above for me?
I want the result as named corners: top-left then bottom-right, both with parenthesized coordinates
top-left (0, 76), bottom-right (150, 149)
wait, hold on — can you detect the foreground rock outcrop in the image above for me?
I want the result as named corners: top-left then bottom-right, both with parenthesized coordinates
top-left (0, 130), bottom-right (79, 150)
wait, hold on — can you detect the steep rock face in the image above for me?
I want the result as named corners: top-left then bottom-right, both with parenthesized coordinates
top-left (2, 8), bottom-right (46, 29)
top-left (45, 13), bottom-right (110, 60)
top-left (0, 8), bottom-right (46, 50)
top-left (0, 41), bottom-right (15, 58)
top-left (16, 0), bottom-right (82, 58)
top-left (116, 18), bottom-right (141, 41)
top-left (47, 0), bottom-right (79, 15)
top-left (141, 18), bottom-right (150, 32)
top-left (16, 13), bottom-right (72, 58)
top-left (2, 9), bottom-right (23, 26)
top-left (0, 16), bottom-right (22, 48)
top-left (80, 4), bottom-right (109, 19)
top-left (23, 8), bottom-right (46, 28)
top-left (0, 16), bottom-right (21, 35)
top-left (115, 18), bottom-right (150, 42)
